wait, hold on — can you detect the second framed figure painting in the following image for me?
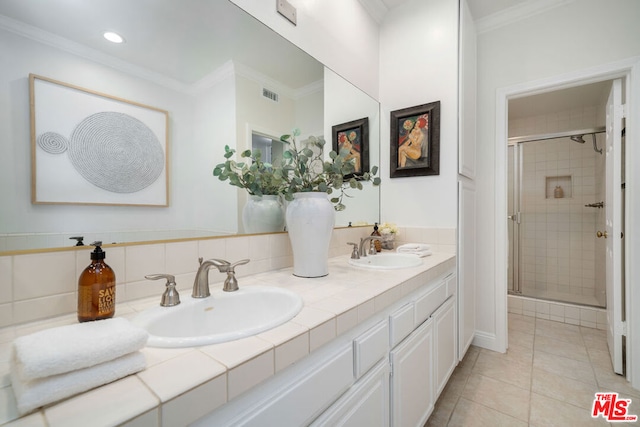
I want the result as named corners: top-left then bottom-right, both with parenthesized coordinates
top-left (390, 101), bottom-right (440, 178)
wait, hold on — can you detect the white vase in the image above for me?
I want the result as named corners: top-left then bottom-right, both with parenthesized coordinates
top-left (286, 192), bottom-right (335, 277)
top-left (242, 195), bottom-right (285, 234)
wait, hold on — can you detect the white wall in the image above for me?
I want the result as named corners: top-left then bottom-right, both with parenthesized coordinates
top-left (378, 0), bottom-right (459, 228)
top-left (229, 0), bottom-right (380, 100)
top-left (475, 0), bottom-right (640, 351)
top-left (192, 72), bottom-right (238, 234)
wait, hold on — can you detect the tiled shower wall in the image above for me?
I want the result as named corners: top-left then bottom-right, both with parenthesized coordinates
top-left (509, 105), bottom-right (606, 307)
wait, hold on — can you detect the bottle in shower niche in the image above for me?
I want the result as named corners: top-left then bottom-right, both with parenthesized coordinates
top-left (78, 241), bottom-right (116, 322)
top-left (554, 185), bottom-right (564, 198)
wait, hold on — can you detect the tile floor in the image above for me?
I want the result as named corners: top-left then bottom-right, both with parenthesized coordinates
top-left (426, 313), bottom-right (640, 426)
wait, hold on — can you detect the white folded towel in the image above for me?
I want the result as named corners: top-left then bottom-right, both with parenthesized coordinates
top-left (11, 351), bottom-right (146, 415)
top-left (12, 317), bottom-right (148, 382)
top-left (397, 244), bottom-right (432, 257)
top-left (396, 243), bottom-right (431, 252)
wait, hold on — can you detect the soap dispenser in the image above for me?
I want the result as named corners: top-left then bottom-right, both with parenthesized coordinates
top-left (371, 223), bottom-right (382, 252)
top-left (78, 241), bottom-right (116, 322)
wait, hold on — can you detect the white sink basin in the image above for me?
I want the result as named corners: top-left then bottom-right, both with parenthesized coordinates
top-left (348, 253), bottom-right (423, 270)
top-left (132, 286), bottom-right (303, 348)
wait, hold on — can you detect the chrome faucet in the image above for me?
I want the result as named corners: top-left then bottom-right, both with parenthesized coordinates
top-left (192, 257), bottom-right (250, 297)
top-left (358, 236), bottom-right (381, 257)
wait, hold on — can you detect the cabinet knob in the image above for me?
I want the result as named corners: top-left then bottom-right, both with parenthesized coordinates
top-left (596, 231), bottom-right (608, 239)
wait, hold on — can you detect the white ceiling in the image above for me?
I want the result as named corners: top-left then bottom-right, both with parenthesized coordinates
top-left (1, 0), bottom-right (606, 117)
top-left (508, 81), bottom-right (613, 120)
top-left (0, 0), bottom-right (323, 89)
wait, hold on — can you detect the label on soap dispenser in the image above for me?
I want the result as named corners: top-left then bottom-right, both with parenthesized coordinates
top-left (98, 286), bottom-right (115, 315)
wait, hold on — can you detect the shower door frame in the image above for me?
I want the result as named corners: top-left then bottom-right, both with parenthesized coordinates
top-left (507, 142), bottom-right (522, 295)
top-left (507, 127), bottom-right (605, 301)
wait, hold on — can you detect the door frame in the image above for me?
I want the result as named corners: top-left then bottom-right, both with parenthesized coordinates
top-left (493, 57), bottom-right (639, 387)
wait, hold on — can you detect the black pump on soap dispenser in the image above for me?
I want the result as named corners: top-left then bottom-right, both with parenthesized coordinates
top-left (77, 241), bottom-right (116, 322)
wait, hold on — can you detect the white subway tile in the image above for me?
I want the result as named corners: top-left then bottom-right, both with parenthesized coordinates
top-left (228, 350), bottom-right (274, 400)
top-left (13, 293), bottom-right (76, 324)
top-left (125, 244), bottom-right (166, 283)
top-left (161, 375), bottom-right (226, 427)
top-left (44, 376), bottom-right (158, 427)
top-left (0, 257), bottom-right (12, 304)
top-left (165, 241), bottom-right (199, 275)
top-left (137, 351), bottom-right (226, 402)
top-left (14, 252), bottom-right (76, 300)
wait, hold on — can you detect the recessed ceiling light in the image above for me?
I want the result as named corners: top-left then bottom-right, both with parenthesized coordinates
top-left (103, 31), bottom-right (124, 44)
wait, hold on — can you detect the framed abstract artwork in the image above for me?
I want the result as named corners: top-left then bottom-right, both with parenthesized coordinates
top-left (390, 101), bottom-right (440, 178)
top-left (332, 117), bottom-right (369, 179)
top-left (30, 74), bottom-right (169, 206)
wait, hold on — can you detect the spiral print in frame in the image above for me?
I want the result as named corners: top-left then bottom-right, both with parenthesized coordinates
top-left (37, 132), bottom-right (69, 154)
top-left (67, 112), bottom-right (165, 193)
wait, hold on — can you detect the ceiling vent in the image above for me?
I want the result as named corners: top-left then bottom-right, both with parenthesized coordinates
top-left (262, 88), bottom-right (279, 102)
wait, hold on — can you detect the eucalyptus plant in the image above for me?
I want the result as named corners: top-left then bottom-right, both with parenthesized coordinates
top-left (280, 129), bottom-right (381, 211)
top-left (213, 145), bottom-right (285, 196)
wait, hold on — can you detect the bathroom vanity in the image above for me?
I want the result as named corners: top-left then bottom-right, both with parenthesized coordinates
top-left (3, 252), bottom-right (457, 427)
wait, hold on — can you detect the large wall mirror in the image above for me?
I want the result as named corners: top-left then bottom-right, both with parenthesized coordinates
top-left (0, 0), bottom-right (380, 254)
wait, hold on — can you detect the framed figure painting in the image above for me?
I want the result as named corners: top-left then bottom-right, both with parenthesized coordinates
top-left (332, 117), bottom-right (369, 179)
top-left (390, 101), bottom-right (440, 178)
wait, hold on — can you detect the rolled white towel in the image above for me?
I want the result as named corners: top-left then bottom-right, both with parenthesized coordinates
top-left (396, 243), bottom-right (431, 253)
top-left (11, 351), bottom-right (146, 415)
top-left (12, 317), bottom-right (148, 382)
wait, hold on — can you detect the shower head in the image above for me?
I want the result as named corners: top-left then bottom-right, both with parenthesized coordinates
top-left (570, 135), bottom-right (585, 144)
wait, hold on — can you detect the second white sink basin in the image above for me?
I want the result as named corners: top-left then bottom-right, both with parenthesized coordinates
top-left (132, 286), bottom-right (303, 348)
top-left (348, 253), bottom-right (423, 270)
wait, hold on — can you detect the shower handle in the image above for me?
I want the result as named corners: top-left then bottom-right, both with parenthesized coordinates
top-left (507, 212), bottom-right (521, 224)
top-left (596, 231), bottom-right (608, 238)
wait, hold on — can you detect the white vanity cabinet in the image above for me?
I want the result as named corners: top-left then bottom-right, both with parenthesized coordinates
top-left (310, 360), bottom-right (390, 427)
top-left (195, 268), bottom-right (458, 427)
top-left (390, 318), bottom-right (434, 427)
top-left (388, 273), bottom-right (457, 427)
top-left (434, 295), bottom-right (457, 396)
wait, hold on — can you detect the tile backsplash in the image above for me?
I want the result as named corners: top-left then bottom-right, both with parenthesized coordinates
top-left (0, 226), bottom-right (456, 329)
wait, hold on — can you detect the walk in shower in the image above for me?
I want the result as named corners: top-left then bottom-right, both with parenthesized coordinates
top-left (508, 128), bottom-right (606, 308)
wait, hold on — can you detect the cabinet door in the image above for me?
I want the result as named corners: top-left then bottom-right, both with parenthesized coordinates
top-left (434, 296), bottom-right (457, 397)
top-left (311, 360), bottom-right (389, 427)
top-left (390, 319), bottom-right (434, 427)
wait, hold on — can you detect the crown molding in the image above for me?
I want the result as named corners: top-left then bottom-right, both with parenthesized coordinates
top-left (0, 14), bottom-right (191, 93)
top-left (233, 61), bottom-right (322, 101)
top-left (357, 0), bottom-right (389, 24)
top-left (476, 0), bottom-right (576, 34)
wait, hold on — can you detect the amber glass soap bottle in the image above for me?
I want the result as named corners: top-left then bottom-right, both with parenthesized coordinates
top-left (78, 241), bottom-right (115, 322)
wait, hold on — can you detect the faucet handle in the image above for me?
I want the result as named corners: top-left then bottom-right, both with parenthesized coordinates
top-left (229, 259), bottom-right (250, 271)
top-left (222, 259), bottom-right (250, 292)
top-left (347, 242), bottom-right (360, 259)
top-left (145, 274), bottom-right (180, 307)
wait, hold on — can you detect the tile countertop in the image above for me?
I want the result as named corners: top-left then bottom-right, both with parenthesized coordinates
top-left (0, 252), bottom-right (456, 427)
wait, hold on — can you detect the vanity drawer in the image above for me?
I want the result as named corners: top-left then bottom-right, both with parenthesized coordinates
top-left (389, 302), bottom-right (415, 348)
top-left (353, 320), bottom-right (389, 379)
top-left (415, 279), bottom-right (448, 325)
top-left (446, 273), bottom-right (456, 297)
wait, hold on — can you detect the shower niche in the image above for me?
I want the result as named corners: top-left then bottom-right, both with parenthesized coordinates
top-left (545, 175), bottom-right (572, 199)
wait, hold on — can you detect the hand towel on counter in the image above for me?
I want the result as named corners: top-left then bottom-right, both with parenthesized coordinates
top-left (10, 351), bottom-right (147, 415)
top-left (12, 317), bottom-right (148, 382)
top-left (396, 243), bottom-right (432, 257)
